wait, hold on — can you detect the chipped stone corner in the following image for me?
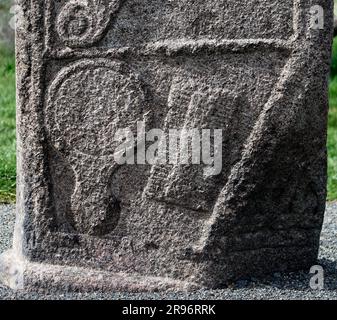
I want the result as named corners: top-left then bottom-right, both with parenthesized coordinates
top-left (0, 250), bottom-right (25, 291)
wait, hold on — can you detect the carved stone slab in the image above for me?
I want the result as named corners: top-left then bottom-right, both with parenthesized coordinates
top-left (0, 0), bottom-right (333, 292)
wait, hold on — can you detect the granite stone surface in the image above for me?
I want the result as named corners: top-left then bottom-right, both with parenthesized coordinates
top-left (1, 203), bottom-right (337, 299)
top-left (0, 0), bottom-right (334, 292)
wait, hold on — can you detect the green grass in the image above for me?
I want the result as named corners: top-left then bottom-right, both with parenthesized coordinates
top-left (0, 47), bottom-right (16, 203)
top-left (0, 42), bottom-right (336, 202)
top-left (328, 37), bottom-right (337, 200)
top-left (328, 79), bottom-right (337, 201)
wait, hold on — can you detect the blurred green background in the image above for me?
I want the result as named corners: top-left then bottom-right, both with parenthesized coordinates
top-left (329, 40), bottom-right (337, 201)
top-left (0, 46), bottom-right (15, 203)
top-left (0, 0), bottom-right (15, 203)
top-left (0, 1), bottom-right (337, 203)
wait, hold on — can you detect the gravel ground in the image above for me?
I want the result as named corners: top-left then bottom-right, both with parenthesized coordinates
top-left (0, 203), bottom-right (337, 300)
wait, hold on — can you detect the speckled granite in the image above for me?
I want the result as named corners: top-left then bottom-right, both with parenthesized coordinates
top-left (0, 203), bottom-right (336, 299)
top-left (0, 0), bottom-right (333, 292)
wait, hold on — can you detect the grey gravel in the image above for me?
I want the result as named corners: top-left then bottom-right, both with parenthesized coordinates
top-left (0, 203), bottom-right (337, 300)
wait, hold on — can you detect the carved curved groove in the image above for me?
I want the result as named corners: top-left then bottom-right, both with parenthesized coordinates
top-left (45, 59), bottom-right (146, 235)
top-left (57, 0), bottom-right (121, 48)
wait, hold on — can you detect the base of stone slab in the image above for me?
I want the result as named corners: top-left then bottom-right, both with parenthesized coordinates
top-left (0, 244), bottom-right (319, 293)
top-left (0, 250), bottom-right (200, 293)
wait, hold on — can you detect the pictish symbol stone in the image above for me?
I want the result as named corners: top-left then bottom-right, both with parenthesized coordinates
top-left (0, 0), bottom-right (333, 293)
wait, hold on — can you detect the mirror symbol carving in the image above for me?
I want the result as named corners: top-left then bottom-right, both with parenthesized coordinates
top-left (45, 59), bottom-right (146, 235)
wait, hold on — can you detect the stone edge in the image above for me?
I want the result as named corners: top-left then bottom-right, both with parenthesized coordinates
top-left (0, 250), bottom-right (200, 293)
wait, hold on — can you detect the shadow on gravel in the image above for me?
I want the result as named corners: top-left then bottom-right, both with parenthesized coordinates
top-left (229, 258), bottom-right (337, 291)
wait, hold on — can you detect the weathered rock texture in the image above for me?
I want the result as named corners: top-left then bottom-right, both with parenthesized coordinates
top-left (0, 0), bottom-right (333, 292)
